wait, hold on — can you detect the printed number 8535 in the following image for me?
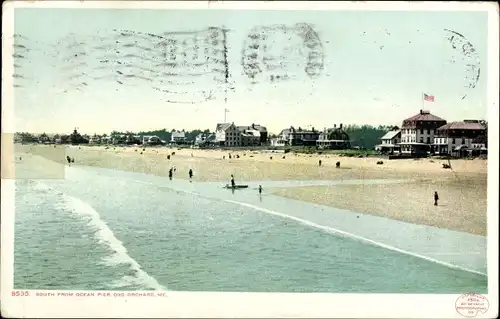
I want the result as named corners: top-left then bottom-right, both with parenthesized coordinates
top-left (12, 291), bottom-right (30, 297)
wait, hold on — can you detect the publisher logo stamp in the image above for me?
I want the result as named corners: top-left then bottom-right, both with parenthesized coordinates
top-left (455, 293), bottom-right (489, 317)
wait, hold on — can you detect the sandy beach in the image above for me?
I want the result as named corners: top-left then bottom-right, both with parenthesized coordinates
top-left (14, 143), bottom-right (488, 235)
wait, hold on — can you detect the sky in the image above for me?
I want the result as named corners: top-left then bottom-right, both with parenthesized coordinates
top-left (9, 5), bottom-right (490, 134)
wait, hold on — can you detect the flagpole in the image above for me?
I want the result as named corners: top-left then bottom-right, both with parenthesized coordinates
top-left (422, 92), bottom-right (424, 110)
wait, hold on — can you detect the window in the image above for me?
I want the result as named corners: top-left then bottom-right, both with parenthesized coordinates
top-left (427, 129), bottom-right (431, 134)
top-left (462, 138), bottom-right (465, 145)
top-left (452, 138), bottom-right (455, 144)
top-left (420, 128), bottom-right (424, 134)
top-left (427, 137), bottom-right (430, 144)
top-left (420, 137), bottom-right (424, 143)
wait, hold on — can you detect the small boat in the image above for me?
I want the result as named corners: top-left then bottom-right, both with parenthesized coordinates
top-left (224, 184), bottom-right (249, 189)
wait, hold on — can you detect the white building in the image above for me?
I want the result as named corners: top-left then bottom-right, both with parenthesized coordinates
top-left (194, 133), bottom-right (216, 147)
top-left (270, 138), bottom-right (286, 147)
top-left (89, 135), bottom-right (101, 145)
top-left (400, 110), bottom-right (447, 154)
top-left (375, 130), bottom-right (401, 153)
top-left (170, 130), bottom-right (186, 144)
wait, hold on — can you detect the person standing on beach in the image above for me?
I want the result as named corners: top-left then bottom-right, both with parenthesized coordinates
top-left (319, 159), bottom-right (322, 167)
top-left (259, 185), bottom-right (263, 194)
top-left (231, 174), bottom-right (235, 188)
top-left (189, 169), bottom-right (193, 182)
top-left (169, 168), bottom-right (173, 180)
top-left (434, 191), bottom-right (439, 206)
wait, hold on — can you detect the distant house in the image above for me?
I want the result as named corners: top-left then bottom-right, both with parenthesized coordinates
top-left (270, 137), bottom-right (286, 147)
top-left (240, 128), bottom-right (261, 147)
top-left (112, 135), bottom-right (127, 145)
top-left (215, 123), bottom-right (241, 147)
top-left (142, 135), bottom-right (161, 145)
top-left (38, 133), bottom-right (52, 144)
top-left (89, 135), bottom-right (101, 145)
top-left (125, 135), bottom-right (142, 145)
top-left (274, 129), bottom-right (292, 146)
top-left (317, 124), bottom-right (351, 150)
top-left (434, 120), bottom-right (487, 156)
top-left (194, 133), bottom-right (216, 147)
top-left (237, 124), bottom-right (268, 145)
top-left (375, 129), bottom-right (401, 154)
top-left (400, 109), bottom-right (447, 155)
top-left (278, 126), bottom-right (319, 146)
top-left (101, 136), bottom-right (112, 144)
top-left (471, 134), bottom-right (487, 149)
top-left (171, 130), bottom-right (187, 144)
top-left (56, 134), bottom-right (70, 144)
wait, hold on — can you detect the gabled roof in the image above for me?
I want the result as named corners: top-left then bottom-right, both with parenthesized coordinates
top-left (381, 130), bottom-right (401, 140)
top-left (437, 121), bottom-right (486, 131)
top-left (280, 128), bottom-right (291, 135)
top-left (404, 110), bottom-right (446, 122)
top-left (216, 123), bottom-right (232, 131)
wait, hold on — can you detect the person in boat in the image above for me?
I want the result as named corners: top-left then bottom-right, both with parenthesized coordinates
top-left (230, 174), bottom-right (235, 188)
top-left (66, 156), bottom-right (71, 165)
top-left (71, 157), bottom-right (75, 163)
top-left (168, 168), bottom-right (173, 180)
top-left (434, 191), bottom-right (439, 206)
top-left (189, 169), bottom-right (193, 181)
top-left (259, 185), bottom-right (262, 194)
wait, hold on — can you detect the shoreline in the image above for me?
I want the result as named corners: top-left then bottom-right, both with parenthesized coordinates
top-left (13, 144), bottom-right (488, 236)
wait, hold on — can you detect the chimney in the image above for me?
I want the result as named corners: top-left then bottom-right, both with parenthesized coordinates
top-left (334, 124), bottom-right (336, 128)
top-left (339, 123), bottom-right (343, 129)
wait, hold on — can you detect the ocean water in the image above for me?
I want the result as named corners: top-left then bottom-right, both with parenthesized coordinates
top-left (13, 160), bottom-right (488, 293)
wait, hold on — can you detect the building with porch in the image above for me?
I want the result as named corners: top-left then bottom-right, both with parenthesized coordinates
top-left (400, 109), bottom-right (447, 154)
top-left (433, 120), bottom-right (487, 156)
top-left (170, 130), bottom-right (187, 144)
top-left (375, 129), bottom-right (401, 154)
top-left (278, 126), bottom-right (320, 146)
top-left (316, 124), bottom-right (351, 149)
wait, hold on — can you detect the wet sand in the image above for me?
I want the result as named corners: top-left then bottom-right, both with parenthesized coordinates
top-left (268, 176), bottom-right (487, 236)
top-left (13, 144), bottom-right (488, 235)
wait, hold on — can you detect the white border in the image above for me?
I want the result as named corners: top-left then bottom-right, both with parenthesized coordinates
top-left (1, 1), bottom-right (499, 318)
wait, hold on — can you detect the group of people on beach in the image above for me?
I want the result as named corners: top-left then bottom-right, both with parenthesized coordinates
top-left (168, 166), bottom-right (194, 182)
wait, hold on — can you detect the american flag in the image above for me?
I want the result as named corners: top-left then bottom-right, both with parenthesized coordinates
top-left (423, 93), bottom-right (435, 102)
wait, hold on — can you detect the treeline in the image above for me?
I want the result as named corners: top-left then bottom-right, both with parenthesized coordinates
top-left (344, 124), bottom-right (398, 149)
top-left (17, 124), bottom-right (401, 150)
